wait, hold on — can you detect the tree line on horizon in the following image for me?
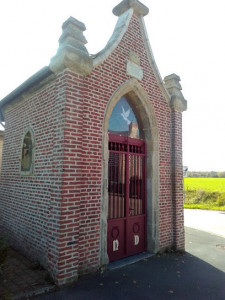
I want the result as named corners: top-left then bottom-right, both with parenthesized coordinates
top-left (187, 171), bottom-right (225, 178)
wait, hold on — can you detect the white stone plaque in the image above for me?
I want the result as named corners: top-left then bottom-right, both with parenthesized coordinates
top-left (126, 61), bottom-right (143, 80)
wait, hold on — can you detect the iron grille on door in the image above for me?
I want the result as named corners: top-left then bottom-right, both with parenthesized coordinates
top-left (107, 134), bottom-right (146, 261)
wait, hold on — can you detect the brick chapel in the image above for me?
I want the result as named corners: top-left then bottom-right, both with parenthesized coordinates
top-left (0, 0), bottom-right (187, 286)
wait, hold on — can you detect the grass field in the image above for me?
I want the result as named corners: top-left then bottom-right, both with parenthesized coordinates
top-left (184, 178), bottom-right (225, 210)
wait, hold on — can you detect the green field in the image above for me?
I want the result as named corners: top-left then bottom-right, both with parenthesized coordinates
top-left (184, 178), bottom-right (225, 210)
top-left (184, 178), bottom-right (225, 191)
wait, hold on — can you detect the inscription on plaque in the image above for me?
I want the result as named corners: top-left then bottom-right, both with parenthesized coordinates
top-left (126, 61), bottom-right (143, 80)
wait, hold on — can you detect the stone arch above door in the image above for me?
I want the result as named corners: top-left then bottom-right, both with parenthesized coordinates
top-left (100, 79), bottom-right (159, 266)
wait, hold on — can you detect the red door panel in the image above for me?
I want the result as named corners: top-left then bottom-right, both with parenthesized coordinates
top-left (107, 134), bottom-right (146, 262)
top-left (107, 219), bottom-right (126, 262)
top-left (127, 215), bottom-right (146, 256)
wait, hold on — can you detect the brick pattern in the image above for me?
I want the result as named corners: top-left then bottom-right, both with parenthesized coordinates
top-left (0, 13), bottom-right (185, 285)
top-left (171, 110), bottom-right (185, 250)
top-left (0, 81), bottom-right (57, 268)
top-left (0, 133), bottom-right (3, 173)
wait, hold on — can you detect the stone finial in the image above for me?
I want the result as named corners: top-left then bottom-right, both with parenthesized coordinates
top-left (113, 0), bottom-right (149, 17)
top-left (50, 17), bottom-right (93, 75)
top-left (164, 74), bottom-right (187, 112)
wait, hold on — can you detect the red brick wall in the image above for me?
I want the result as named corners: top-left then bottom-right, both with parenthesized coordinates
top-left (0, 13), bottom-right (184, 285)
top-left (0, 79), bottom-right (60, 270)
top-left (171, 110), bottom-right (185, 250)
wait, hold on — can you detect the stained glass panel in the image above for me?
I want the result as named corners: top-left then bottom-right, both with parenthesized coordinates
top-left (108, 97), bottom-right (139, 137)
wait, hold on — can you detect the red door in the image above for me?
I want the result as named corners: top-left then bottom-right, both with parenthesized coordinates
top-left (107, 134), bottom-right (146, 262)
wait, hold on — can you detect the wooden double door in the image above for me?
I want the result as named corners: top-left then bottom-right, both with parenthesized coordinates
top-left (107, 134), bottom-right (146, 262)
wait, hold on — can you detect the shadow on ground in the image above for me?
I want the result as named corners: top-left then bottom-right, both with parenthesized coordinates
top-left (1, 228), bottom-right (225, 300)
top-left (35, 251), bottom-right (225, 300)
top-left (0, 248), bottom-right (55, 300)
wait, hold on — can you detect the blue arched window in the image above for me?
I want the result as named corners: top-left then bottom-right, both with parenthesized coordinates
top-left (108, 96), bottom-right (140, 138)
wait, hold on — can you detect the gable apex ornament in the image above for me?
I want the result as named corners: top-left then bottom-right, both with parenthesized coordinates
top-left (113, 0), bottom-right (149, 17)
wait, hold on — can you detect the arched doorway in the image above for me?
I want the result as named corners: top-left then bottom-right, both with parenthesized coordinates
top-left (107, 96), bottom-right (146, 261)
top-left (100, 79), bottom-right (159, 265)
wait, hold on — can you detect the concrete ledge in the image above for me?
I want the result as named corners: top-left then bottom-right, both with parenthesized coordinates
top-left (107, 252), bottom-right (154, 270)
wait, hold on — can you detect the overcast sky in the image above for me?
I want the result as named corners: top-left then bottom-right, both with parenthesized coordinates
top-left (0, 0), bottom-right (225, 171)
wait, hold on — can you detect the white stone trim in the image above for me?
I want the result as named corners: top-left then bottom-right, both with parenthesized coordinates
top-left (93, 9), bottom-right (133, 68)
